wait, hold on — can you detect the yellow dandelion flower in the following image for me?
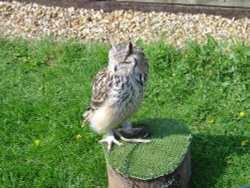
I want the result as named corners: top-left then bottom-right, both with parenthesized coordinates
top-left (241, 139), bottom-right (248, 147)
top-left (208, 118), bottom-right (215, 124)
top-left (34, 139), bottom-right (41, 146)
top-left (75, 134), bottom-right (82, 141)
top-left (239, 111), bottom-right (246, 118)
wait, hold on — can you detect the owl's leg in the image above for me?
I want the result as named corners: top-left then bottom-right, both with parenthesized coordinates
top-left (99, 130), bottom-right (123, 152)
top-left (121, 121), bottom-right (144, 135)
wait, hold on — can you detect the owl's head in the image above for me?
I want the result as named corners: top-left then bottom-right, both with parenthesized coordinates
top-left (107, 38), bottom-right (148, 75)
top-left (108, 41), bottom-right (133, 64)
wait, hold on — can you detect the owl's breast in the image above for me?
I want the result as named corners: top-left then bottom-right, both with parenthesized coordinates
top-left (89, 74), bottom-right (146, 133)
top-left (111, 75), bottom-right (143, 104)
top-left (107, 75), bottom-right (144, 119)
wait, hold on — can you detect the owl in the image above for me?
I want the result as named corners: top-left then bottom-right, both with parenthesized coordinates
top-left (83, 40), bottom-right (150, 151)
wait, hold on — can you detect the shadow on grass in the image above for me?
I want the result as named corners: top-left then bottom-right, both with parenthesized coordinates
top-left (191, 134), bottom-right (249, 188)
top-left (133, 118), bottom-right (191, 139)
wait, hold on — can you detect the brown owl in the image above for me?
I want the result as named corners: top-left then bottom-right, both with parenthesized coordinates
top-left (83, 40), bottom-right (150, 151)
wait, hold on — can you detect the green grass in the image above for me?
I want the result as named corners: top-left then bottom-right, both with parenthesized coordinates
top-left (0, 36), bottom-right (250, 187)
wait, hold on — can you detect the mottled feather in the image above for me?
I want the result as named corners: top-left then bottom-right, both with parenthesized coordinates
top-left (91, 68), bottom-right (112, 110)
top-left (83, 42), bottom-right (148, 132)
top-left (83, 68), bottom-right (112, 124)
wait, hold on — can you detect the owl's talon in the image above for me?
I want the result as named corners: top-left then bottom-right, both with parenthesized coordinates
top-left (99, 135), bottom-right (123, 152)
top-left (115, 130), bottom-right (151, 143)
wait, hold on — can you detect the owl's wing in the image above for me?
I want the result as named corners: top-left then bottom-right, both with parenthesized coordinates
top-left (91, 68), bottom-right (113, 110)
top-left (83, 68), bottom-right (112, 125)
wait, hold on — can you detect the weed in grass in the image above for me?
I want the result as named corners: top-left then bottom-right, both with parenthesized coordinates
top-left (0, 36), bottom-right (249, 187)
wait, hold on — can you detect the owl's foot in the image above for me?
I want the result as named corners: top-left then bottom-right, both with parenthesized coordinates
top-left (100, 129), bottom-right (150, 152)
top-left (99, 130), bottom-right (123, 152)
top-left (115, 131), bottom-right (151, 144)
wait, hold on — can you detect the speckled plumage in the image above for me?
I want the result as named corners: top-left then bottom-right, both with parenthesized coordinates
top-left (83, 42), bottom-right (148, 133)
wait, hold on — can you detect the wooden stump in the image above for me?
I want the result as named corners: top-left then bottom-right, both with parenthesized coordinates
top-left (102, 118), bottom-right (192, 188)
top-left (107, 151), bottom-right (191, 188)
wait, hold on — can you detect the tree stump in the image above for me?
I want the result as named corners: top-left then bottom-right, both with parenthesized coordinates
top-left (102, 118), bottom-right (192, 188)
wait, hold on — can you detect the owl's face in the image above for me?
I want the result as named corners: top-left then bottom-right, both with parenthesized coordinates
top-left (109, 42), bottom-right (133, 64)
top-left (108, 41), bottom-right (148, 76)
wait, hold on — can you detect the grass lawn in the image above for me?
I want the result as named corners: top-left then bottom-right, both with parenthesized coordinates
top-left (0, 36), bottom-right (250, 188)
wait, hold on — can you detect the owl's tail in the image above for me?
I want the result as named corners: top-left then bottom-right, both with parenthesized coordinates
top-left (81, 108), bottom-right (92, 127)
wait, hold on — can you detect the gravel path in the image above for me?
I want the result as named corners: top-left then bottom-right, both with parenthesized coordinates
top-left (0, 1), bottom-right (249, 46)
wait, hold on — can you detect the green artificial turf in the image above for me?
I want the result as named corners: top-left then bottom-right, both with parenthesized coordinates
top-left (103, 119), bottom-right (191, 180)
top-left (0, 36), bottom-right (250, 187)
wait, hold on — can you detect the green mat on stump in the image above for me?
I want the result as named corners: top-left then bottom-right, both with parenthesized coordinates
top-left (102, 118), bottom-right (192, 180)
